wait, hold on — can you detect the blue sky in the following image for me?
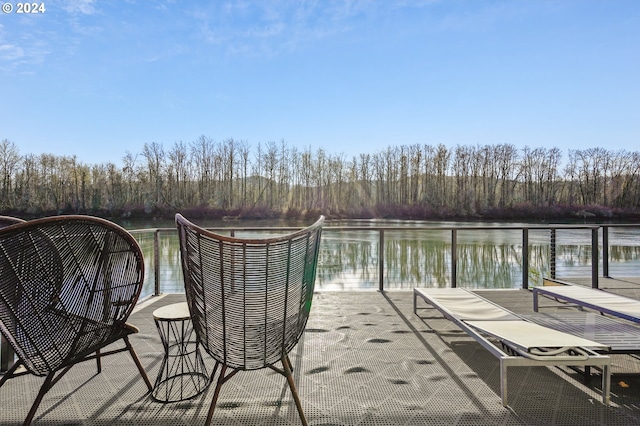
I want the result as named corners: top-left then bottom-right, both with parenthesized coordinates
top-left (1, 0), bottom-right (639, 165)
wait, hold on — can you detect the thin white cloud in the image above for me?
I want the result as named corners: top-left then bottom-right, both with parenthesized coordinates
top-left (0, 44), bottom-right (25, 62)
top-left (0, 1), bottom-right (104, 75)
top-left (60, 0), bottom-right (97, 15)
top-left (243, 21), bottom-right (285, 39)
top-left (0, 22), bottom-right (52, 74)
top-left (192, 0), bottom-right (380, 57)
top-left (433, 1), bottom-right (543, 33)
top-left (143, 44), bottom-right (191, 63)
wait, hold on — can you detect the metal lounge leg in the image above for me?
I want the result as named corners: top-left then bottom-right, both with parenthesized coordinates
top-left (500, 360), bottom-right (508, 407)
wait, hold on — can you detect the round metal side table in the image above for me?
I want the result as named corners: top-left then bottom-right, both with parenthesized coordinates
top-left (152, 302), bottom-right (210, 402)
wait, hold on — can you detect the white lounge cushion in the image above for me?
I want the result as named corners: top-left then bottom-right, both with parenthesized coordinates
top-left (466, 320), bottom-right (609, 353)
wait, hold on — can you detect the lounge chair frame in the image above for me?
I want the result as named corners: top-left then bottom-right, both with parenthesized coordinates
top-left (413, 288), bottom-right (611, 407)
top-left (523, 311), bottom-right (640, 355)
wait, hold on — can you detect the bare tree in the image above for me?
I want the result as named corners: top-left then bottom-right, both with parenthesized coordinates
top-left (495, 144), bottom-right (518, 208)
top-left (237, 141), bottom-right (250, 208)
top-left (0, 139), bottom-right (21, 209)
top-left (168, 141), bottom-right (189, 207)
top-left (142, 142), bottom-right (165, 207)
top-left (453, 145), bottom-right (472, 211)
top-left (191, 135), bottom-right (214, 206)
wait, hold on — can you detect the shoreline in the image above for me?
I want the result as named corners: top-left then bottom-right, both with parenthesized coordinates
top-left (4, 203), bottom-right (640, 224)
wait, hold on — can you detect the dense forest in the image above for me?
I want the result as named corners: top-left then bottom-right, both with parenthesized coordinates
top-left (2, 137), bottom-right (640, 221)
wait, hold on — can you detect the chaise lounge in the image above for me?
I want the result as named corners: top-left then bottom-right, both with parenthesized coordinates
top-left (413, 287), bottom-right (611, 406)
top-left (534, 278), bottom-right (640, 323)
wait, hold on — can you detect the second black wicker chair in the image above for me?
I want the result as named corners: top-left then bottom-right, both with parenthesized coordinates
top-left (175, 214), bottom-right (324, 426)
top-left (0, 215), bottom-right (153, 425)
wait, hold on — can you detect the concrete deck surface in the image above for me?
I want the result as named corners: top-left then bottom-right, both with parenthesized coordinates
top-left (2, 286), bottom-right (640, 425)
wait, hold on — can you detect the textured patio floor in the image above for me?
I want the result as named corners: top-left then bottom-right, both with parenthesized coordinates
top-left (2, 288), bottom-right (640, 425)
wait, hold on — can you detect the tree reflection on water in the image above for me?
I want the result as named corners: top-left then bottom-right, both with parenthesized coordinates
top-left (132, 223), bottom-right (640, 297)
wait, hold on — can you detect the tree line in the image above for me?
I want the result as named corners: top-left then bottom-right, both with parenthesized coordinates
top-left (2, 137), bottom-right (640, 220)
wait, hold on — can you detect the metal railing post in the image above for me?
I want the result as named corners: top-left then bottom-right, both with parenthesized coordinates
top-left (154, 230), bottom-right (161, 296)
top-left (451, 229), bottom-right (457, 288)
top-left (379, 229), bottom-right (385, 292)
top-left (592, 228), bottom-right (599, 288)
top-left (550, 228), bottom-right (556, 280)
top-left (602, 226), bottom-right (609, 278)
top-left (522, 228), bottom-right (529, 290)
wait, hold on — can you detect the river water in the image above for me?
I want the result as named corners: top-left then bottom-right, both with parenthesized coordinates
top-left (118, 218), bottom-right (640, 298)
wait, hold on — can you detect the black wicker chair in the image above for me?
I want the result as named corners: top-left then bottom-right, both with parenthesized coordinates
top-left (0, 215), bottom-right (153, 425)
top-left (0, 215), bottom-right (26, 372)
top-left (0, 215), bottom-right (25, 228)
top-left (175, 214), bottom-right (324, 426)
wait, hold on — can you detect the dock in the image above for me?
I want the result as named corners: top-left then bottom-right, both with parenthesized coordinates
top-left (2, 288), bottom-right (640, 425)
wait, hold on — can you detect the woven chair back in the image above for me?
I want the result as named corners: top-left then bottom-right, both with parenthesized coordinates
top-left (176, 214), bottom-right (324, 371)
top-left (0, 215), bottom-right (144, 376)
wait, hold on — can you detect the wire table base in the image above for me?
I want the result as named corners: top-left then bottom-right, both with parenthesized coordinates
top-left (152, 302), bottom-right (210, 403)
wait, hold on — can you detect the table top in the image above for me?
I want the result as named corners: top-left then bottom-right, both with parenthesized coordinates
top-left (153, 302), bottom-right (190, 321)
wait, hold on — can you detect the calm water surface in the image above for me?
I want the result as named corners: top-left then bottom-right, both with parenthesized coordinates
top-left (117, 218), bottom-right (640, 298)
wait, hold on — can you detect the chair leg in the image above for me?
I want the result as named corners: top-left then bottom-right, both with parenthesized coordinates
top-left (205, 365), bottom-right (227, 426)
top-left (204, 365), bottom-right (239, 426)
top-left (96, 349), bottom-right (102, 373)
top-left (123, 336), bottom-right (153, 391)
top-left (282, 355), bottom-right (308, 426)
top-left (0, 359), bottom-right (22, 388)
top-left (23, 372), bottom-right (55, 426)
top-left (209, 361), bottom-right (220, 383)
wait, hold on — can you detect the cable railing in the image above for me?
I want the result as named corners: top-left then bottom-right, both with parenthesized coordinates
top-left (129, 223), bottom-right (640, 298)
top-left (3, 223), bottom-right (640, 372)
